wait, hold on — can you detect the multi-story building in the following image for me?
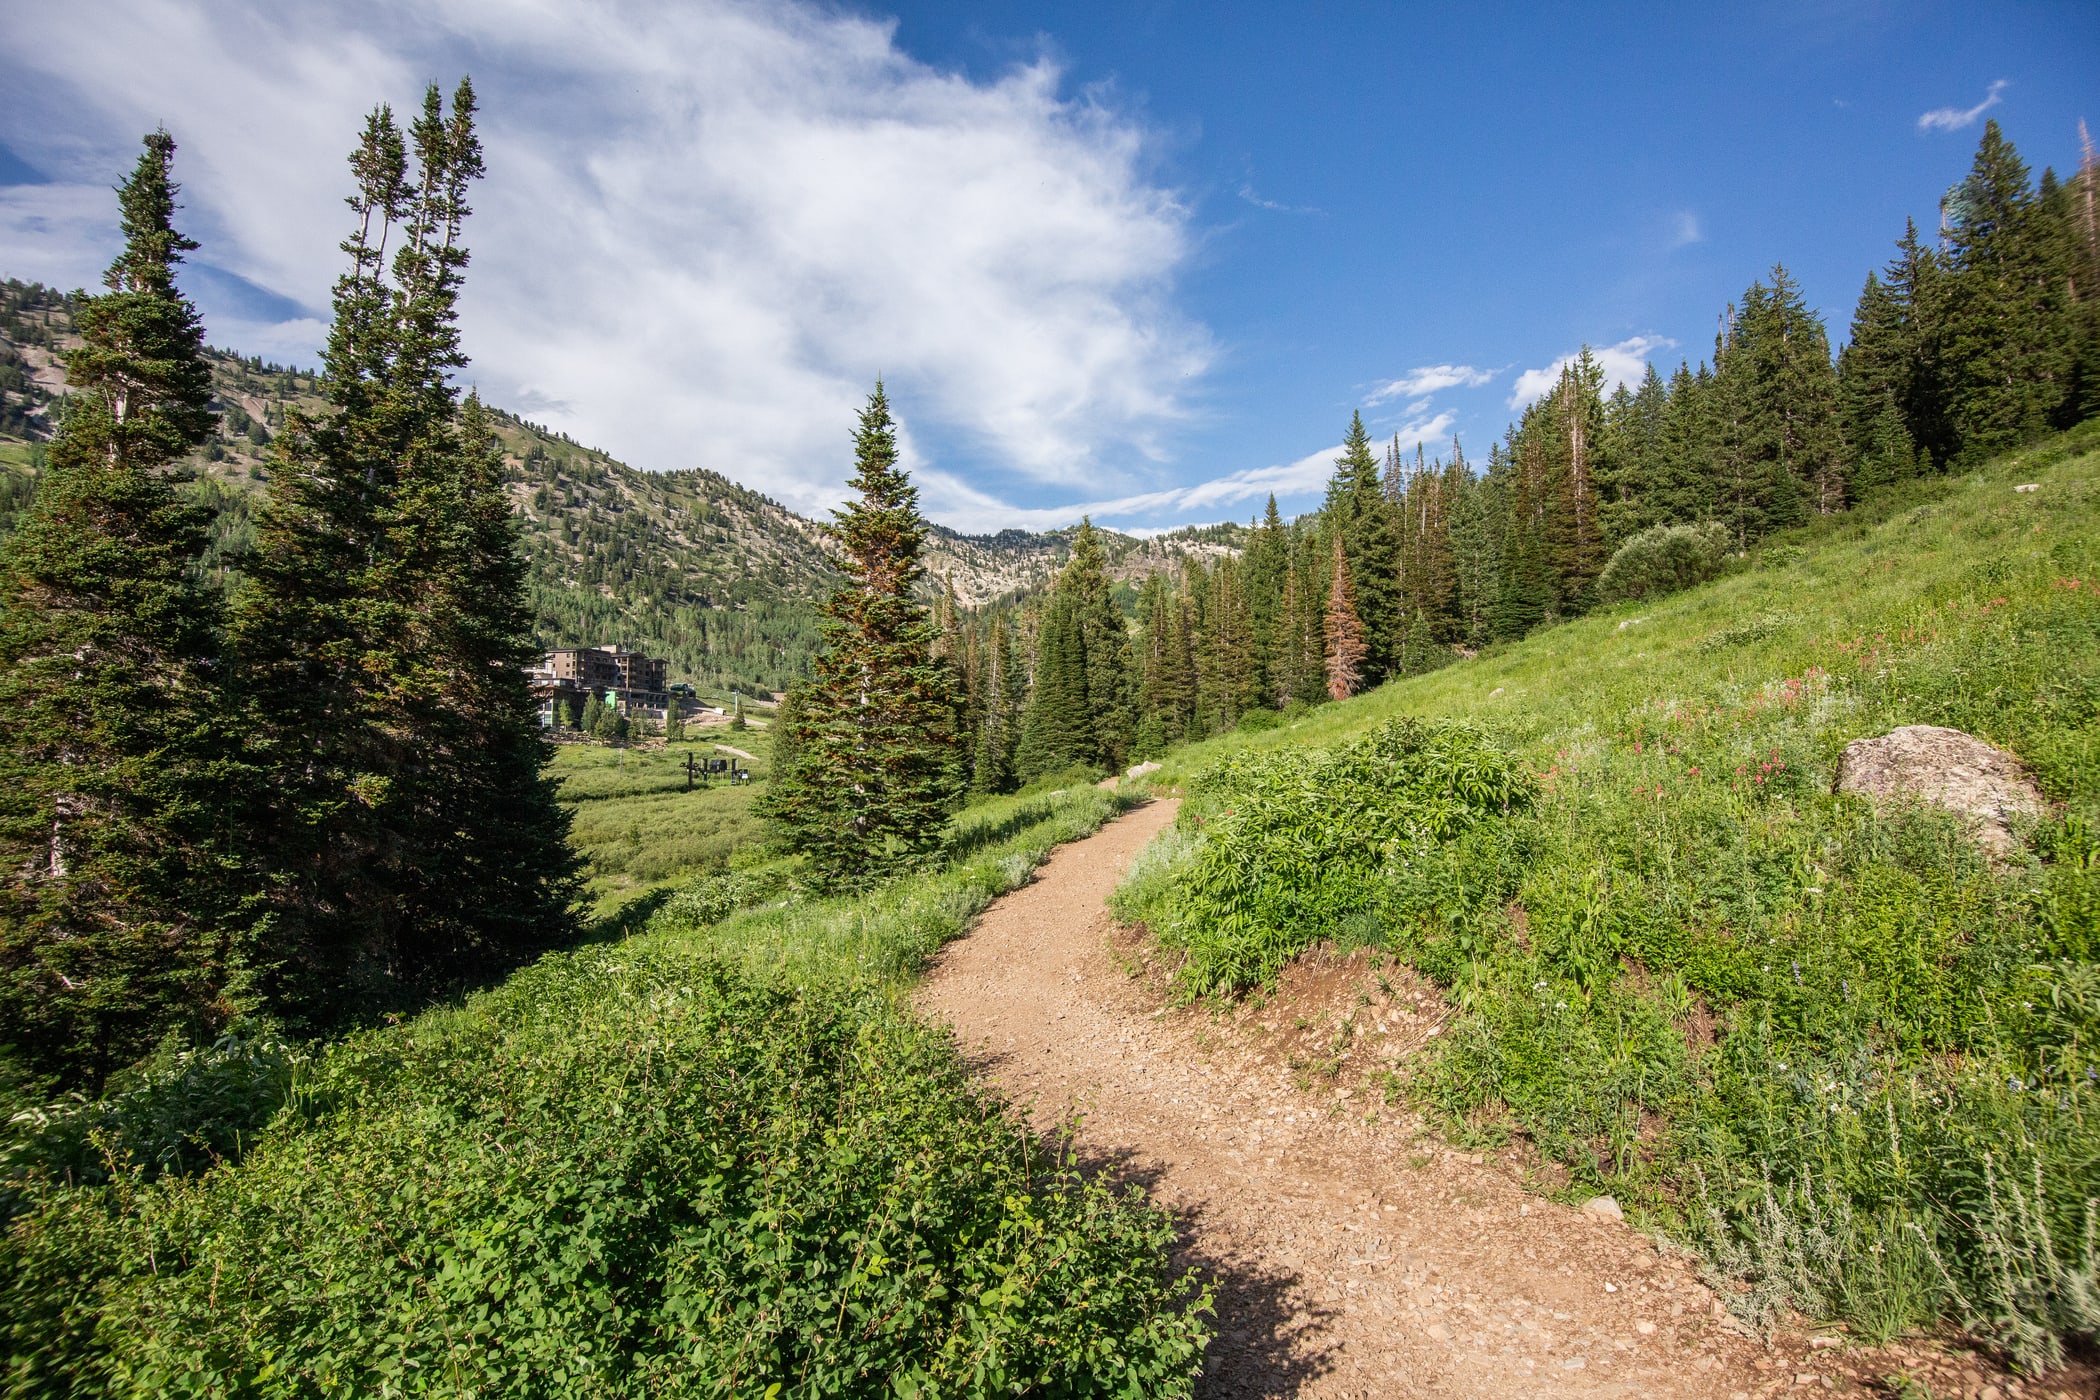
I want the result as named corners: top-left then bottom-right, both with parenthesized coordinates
top-left (527, 644), bottom-right (673, 726)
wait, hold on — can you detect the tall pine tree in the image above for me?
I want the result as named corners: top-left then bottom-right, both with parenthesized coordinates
top-left (1322, 538), bottom-right (1366, 701)
top-left (764, 384), bottom-right (962, 880)
top-left (0, 131), bottom-right (246, 1086)
top-left (1940, 121), bottom-right (2073, 462)
top-left (237, 83), bottom-right (575, 1019)
top-left (1322, 412), bottom-right (1399, 682)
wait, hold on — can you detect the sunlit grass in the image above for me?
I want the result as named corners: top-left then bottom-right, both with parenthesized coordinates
top-left (1116, 421), bottom-right (2100, 1363)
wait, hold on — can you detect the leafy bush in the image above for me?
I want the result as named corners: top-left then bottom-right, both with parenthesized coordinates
top-left (1125, 718), bottom-right (1531, 997)
top-left (2, 786), bottom-right (1211, 1397)
top-left (1595, 521), bottom-right (1732, 604)
top-left (1, 1030), bottom-right (298, 1219)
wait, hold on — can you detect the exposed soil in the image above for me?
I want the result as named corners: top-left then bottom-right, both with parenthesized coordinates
top-left (916, 798), bottom-right (2082, 1400)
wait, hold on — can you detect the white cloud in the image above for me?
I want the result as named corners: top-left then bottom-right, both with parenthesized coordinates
top-left (1236, 183), bottom-right (1323, 216)
top-left (1669, 210), bottom-right (1703, 248)
top-left (1365, 364), bottom-right (1494, 405)
top-left (1507, 335), bottom-right (1673, 410)
top-left (922, 404), bottom-right (1461, 533)
top-left (0, 0), bottom-right (1211, 520)
top-left (1918, 79), bottom-right (2008, 133)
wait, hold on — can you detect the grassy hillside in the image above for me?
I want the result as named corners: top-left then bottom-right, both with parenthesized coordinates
top-left (1115, 422), bottom-right (2100, 1365)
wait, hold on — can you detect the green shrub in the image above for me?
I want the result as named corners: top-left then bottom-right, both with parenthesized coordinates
top-left (1595, 521), bottom-right (1731, 604)
top-left (0, 961), bottom-right (1208, 1397)
top-left (1135, 718), bottom-right (1531, 997)
top-left (1, 1030), bottom-right (299, 1220)
top-left (2, 786), bottom-right (1210, 1397)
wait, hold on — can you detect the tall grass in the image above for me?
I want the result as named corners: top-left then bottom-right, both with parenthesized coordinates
top-left (1116, 422), bottom-right (2100, 1367)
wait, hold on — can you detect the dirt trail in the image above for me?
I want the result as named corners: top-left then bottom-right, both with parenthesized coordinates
top-left (917, 800), bottom-right (2014, 1399)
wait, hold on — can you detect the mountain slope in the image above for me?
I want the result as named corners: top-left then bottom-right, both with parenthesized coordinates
top-left (0, 278), bottom-right (1244, 694)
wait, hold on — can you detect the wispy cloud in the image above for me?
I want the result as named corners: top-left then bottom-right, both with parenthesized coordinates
top-left (923, 406), bottom-right (1461, 532)
top-left (1364, 364), bottom-right (1494, 405)
top-left (1668, 210), bottom-right (1703, 248)
top-left (1508, 335), bottom-right (1674, 410)
top-left (1236, 183), bottom-right (1323, 215)
top-left (0, 1), bottom-right (1213, 520)
top-left (1918, 79), bottom-right (2008, 133)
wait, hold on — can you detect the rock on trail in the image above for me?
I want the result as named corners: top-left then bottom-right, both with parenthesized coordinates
top-left (917, 799), bottom-right (1797, 1398)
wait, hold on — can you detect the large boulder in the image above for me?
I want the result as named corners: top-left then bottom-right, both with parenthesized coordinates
top-left (1834, 724), bottom-right (2046, 860)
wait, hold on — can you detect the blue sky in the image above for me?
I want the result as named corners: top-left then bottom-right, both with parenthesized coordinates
top-left (2, 2), bottom-right (2094, 531)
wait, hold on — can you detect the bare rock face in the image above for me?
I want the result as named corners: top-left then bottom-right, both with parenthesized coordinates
top-left (1834, 724), bottom-right (2046, 859)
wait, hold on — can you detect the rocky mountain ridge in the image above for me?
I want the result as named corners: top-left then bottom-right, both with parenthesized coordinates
top-left (0, 277), bottom-right (1245, 690)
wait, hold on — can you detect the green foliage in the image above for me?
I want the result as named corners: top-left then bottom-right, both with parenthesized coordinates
top-left (1, 787), bottom-right (1209, 1398)
top-left (549, 742), bottom-right (770, 912)
top-left (1119, 718), bottom-right (1530, 997)
top-left (1117, 424), bottom-right (2100, 1366)
top-left (0, 132), bottom-right (249, 1088)
top-left (1594, 521), bottom-right (1732, 604)
top-left (1016, 521), bottom-right (1134, 779)
top-left (765, 385), bottom-right (964, 884)
top-left (234, 87), bottom-right (577, 1028)
top-left (2, 1029), bottom-right (298, 1218)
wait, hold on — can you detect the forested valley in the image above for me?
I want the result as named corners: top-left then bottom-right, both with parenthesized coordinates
top-left (2, 67), bottom-right (2098, 1399)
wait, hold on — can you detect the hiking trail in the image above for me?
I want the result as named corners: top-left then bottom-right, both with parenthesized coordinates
top-left (916, 798), bottom-right (2045, 1400)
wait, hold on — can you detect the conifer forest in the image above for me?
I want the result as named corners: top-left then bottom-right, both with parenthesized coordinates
top-left (2, 30), bottom-right (2099, 1400)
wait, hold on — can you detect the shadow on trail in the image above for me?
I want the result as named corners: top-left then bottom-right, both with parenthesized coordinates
top-left (1057, 1130), bottom-right (1338, 1399)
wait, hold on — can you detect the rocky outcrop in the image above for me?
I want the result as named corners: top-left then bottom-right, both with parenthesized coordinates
top-left (1834, 724), bottom-right (2046, 860)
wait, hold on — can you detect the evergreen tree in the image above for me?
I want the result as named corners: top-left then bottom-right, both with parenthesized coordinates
top-left (0, 131), bottom-right (242, 1087)
top-left (1492, 435), bottom-right (1554, 638)
top-left (1542, 349), bottom-right (1612, 603)
top-left (580, 692), bottom-right (605, 734)
top-left (1204, 553), bottom-right (1261, 724)
top-left (1396, 442), bottom-right (1460, 640)
top-left (1838, 271), bottom-right (1917, 491)
top-left (1322, 412), bottom-right (1399, 681)
top-left (665, 700), bottom-right (686, 743)
top-left (1651, 361), bottom-right (1716, 525)
top-left (1014, 520), bottom-right (1133, 776)
top-left (1241, 495), bottom-right (1289, 699)
top-left (969, 614), bottom-right (1019, 794)
top-left (2061, 124), bottom-right (2100, 424)
top-left (1940, 121), bottom-right (2074, 461)
top-left (1069, 521), bottom-right (1135, 765)
top-left (763, 384), bottom-right (962, 881)
top-left (1322, 538), bottom-right (1366, 702)
top-left (1884, 219), bottom-right (1954, 467)
top-left (1600, 364), bottom-right (1668, 540)
top-left (1274, 558), bottom-right (1322, 706)
top-left (1133, 571), bottom-right (1187, 751)
top-left (1763, 266), bottom-right (1849, 513)
top-left (1015, 592), bottom-right (1089, 777)
top-left (1711, 279), bottom-right (1811, 542)
top-left (237, 83), bottom-right (575, 1017)
top-left (1444, 451), bottom-right (1500, 649)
